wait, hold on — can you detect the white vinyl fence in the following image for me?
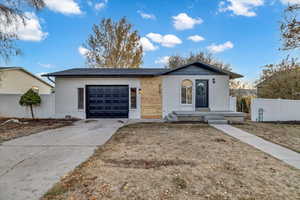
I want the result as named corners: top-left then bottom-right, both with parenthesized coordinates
top-left (0, 94), bottom-right (55, 118)
top-left (251, 98), bottom-right (300, 122)
top-left (229, 96), bottom-right (237, 112)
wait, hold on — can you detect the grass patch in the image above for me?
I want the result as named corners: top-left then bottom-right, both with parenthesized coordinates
top-left (42, 123), bottom-right (300, 200)
top-left (235, 121), bottom-right (300, 153)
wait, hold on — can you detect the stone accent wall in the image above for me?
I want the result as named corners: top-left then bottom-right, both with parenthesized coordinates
top-left (140, 77), bottom-right (163, 119)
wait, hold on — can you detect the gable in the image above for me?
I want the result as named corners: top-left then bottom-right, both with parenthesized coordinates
top-left (0, 69), bottom-right (53, 94)
top-left (165, 64), bottom-right (226, 76)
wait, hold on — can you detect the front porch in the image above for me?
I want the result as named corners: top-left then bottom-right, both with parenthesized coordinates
top-left (165, 111), bottom-right (246, 124)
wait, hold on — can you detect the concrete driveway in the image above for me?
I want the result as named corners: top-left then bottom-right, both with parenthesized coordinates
top-left (0, 119), bottom-right (125, 200)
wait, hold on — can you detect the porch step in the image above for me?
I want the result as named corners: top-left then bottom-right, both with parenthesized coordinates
top-left (203, 115), bottom-right (225, 121)
top-left (196, 108), bottom-right (211, 112)
top-left (208, 120), bottom-right (228, 124)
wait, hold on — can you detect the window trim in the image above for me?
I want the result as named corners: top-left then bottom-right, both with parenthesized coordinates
top-left (180, 79), bottom-right (193, 105)
top-left (130, 87), bottom-right (137, 110)
top-left (77, 87), bottom-right (84, 110)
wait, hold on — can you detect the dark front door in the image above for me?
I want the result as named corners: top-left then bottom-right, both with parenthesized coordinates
top-left (86, 85), bottom-right (129, 118)
top-left (195, 80), bottom-right (209, 108)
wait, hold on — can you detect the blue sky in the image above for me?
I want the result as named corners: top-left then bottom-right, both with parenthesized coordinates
top-left (0, 0), bottom-right (297, 84)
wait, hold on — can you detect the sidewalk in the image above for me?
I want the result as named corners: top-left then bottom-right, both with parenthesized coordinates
top-left (212, 124), bottom-right (300, 169)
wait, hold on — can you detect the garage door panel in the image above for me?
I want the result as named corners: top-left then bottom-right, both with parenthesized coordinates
top-left (86, 85), bottom-right (129, 118)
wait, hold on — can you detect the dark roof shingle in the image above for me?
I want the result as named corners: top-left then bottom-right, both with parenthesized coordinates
top-left (43, 62), bottom-right (243, 79)
top-left (44, 68), bottom-right (169, 77)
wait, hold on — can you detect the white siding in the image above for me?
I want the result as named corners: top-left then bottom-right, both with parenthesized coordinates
top-left (162, 75), bottom-right (230, 117)
top-left (0, 94), bottom-right (55, 118)
top-left (55, 77), bottom-right (141, 119)
top-left (251, 98), bottom-right (300, 122)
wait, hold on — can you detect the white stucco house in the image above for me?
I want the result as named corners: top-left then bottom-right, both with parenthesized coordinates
top-left (44, 62), bottom-right (243, 121)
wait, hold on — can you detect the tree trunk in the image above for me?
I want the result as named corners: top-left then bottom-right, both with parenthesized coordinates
top-left (30, 104), bottom-right (35, 119)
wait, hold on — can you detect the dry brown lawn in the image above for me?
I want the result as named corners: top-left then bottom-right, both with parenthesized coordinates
top-left (235, 121), bottom-right (300, 153)
top-left (0, 118), bottom-right (76, 143)
top-left (43, 123), bottom-right (300, 200)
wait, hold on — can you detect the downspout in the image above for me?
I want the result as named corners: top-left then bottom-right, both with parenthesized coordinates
top-left (47, 76), bottom-right (55, 85)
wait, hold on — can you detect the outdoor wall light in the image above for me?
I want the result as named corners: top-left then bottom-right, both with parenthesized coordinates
top-left (212, 78), bottom-right (216, 84)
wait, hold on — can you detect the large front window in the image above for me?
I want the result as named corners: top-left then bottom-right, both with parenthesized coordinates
top-left (181, 79), bottom-right (193, 104)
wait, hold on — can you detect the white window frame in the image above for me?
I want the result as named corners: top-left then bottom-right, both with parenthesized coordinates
top-left (180, 79), bottom-right (193, 105)
top-left (77, 87), bottom-right (84, 111)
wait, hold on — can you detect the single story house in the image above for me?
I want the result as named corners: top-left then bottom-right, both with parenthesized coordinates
top-left (43, 62), bottom-right (243, 119)
top-left (0, 67), bottom-right (53, 94)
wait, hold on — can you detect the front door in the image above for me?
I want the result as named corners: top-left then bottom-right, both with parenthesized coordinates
top-left (195, 80), bottom-right (209, 108)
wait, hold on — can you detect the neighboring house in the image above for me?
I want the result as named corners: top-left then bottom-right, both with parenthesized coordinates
top-left (0, 67), bottom-right (53, 94)
top-left (44, 62), bottom-right (243, 119)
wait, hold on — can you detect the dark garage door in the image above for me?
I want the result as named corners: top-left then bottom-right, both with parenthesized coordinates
top-left (86, 85), bottom-right (129, 118)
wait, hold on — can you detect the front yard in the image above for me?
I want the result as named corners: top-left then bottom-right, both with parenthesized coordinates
top-left (235, 121), bottom-right (300, 153)
top-left (0, 118), bottom-right (76, 143)
top-left (43, 123), bottom-right (300, 200)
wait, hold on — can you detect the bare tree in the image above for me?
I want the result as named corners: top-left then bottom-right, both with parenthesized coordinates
top-left (0, 0), bottom-right (45, 62)
top-left (84, 17), bottom-right (143, 68)
top-left (281, 4), bottom-right (300, 51)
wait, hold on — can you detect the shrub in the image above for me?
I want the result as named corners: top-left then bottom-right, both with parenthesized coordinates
top-left (19, 89), bottom-right (41, 119)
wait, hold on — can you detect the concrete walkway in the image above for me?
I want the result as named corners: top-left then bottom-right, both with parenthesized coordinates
top-left (0, 119), bottom-right (125, 200)
top-left (212, 124), bottom-right (300, 169)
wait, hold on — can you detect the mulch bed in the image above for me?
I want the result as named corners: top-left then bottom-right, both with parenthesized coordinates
top-left (0, 118), bottom-right (77, 143)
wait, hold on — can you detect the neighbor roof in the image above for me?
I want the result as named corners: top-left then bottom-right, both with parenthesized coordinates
top-left (43, 62), bottom-right (243, 79)
top-left (0, 67), bottom-right (19, 70)
top-left (0, 67), bottom-right (54, 88)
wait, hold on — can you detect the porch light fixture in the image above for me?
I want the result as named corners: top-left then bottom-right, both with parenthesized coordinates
top-left (212, 78), bottom-right (216, 84)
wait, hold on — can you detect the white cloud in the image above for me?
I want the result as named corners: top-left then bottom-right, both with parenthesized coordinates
top-left (155, 56), bottom-right (170, 65)
top-left (280, 0), bottom-right (300, 4)
top-left (219, 0), bottom-right (264, 17)
top-left (172, 13), bottom-right (203, 30)
top-left (44, 0), bottom-right (82, 15)
top-left (95, 0), bottom-right (108, 10)
top-left (0, 12), bottom-right (48, 42)
top-left (207, 41), bottom-right (234, 53)
top-left (38, 63), bottom-right (56, 69)
top-left (78, 46), bottom-right (89, 56)
top-left (146, 33), bottom-right (162, 43)
top-left (140, 37), bottom-right (158, 51)
top-left (146, 33), bottom-right (182, 48)
top-left (188, 35), bottom-right (205, 42)
top-left (137, 10), bottom-right (156, 20)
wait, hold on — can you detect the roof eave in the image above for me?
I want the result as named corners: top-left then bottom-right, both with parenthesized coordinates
top-left (229, 73), bottom-right (243, 79)
top-left (42, 74), bottom-right (159, 77)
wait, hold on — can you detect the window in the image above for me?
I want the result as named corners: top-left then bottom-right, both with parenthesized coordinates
top-left (130, 88), bottom-right (137, 109)
top-left (78, 88), bottom-right (84, 109)
top-left (181, 79), bottom-right (193, 104)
